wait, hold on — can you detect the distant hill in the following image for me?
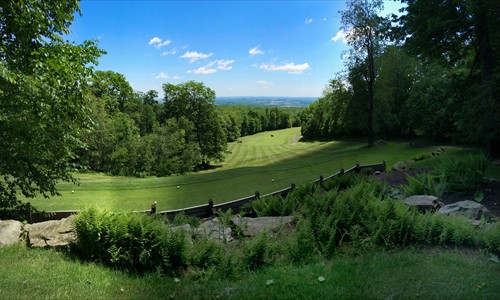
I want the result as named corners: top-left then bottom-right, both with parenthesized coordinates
top-left (216, 96), bottom-right (317, 108)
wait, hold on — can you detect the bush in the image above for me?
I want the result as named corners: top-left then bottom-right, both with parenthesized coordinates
top-left (73, 208), bottom-right (186, 273)
top-left (400, 171), bottom-right (447, 197)
top-left (438, 152), bottom-right (487, 192)
top-left (243, 233), bottom-right (269, 270)
top-left (481, 223), bottom-right (500, 255)
top-left (323, 173), bottom-right (364, 191)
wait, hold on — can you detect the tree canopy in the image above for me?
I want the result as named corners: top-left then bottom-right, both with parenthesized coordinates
top-left (301, 0), bottom-right (500, 157)
top-left (0, 0), bottom-right (104, 211)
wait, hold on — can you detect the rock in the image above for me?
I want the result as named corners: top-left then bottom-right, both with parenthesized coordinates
top-left (438, 200), bottom-right (494, 221)
top-left (231, 216), bottom-right (294, 237)
top-left (0, 220), bottom-right (23, 247)
top-left (483, 177), bottom-right (498, 184)
top-left (196, 219), bottom-right (233, 243)
top-left (386, 188), bottom-right (406, 200)
top-left (27, 215), bottom-right (76, 248)
top-left (393, 161), bottom-right (407, 172)
top-left (404, 195), bottom-right (444, 212)
top-left (375, 171), bottom-right (381, 175)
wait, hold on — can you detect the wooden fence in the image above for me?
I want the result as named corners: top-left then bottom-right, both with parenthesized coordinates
top-left (28, 161), bottom-right (386, 223)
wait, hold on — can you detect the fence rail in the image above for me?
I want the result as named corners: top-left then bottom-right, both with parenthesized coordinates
top-left (29, 161), bottom-right (386, 223)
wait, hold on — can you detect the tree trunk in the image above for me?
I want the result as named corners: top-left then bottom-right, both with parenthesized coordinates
top-left (367, 37), bottom-right (375, 147)
top-left (474, 0), bottom-right (497, 157)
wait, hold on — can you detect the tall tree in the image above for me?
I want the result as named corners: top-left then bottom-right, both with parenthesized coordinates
top-left (340, 0), bottom-right (386, 146)
top-left (398, 0), bottom-right (500, 156)
top-left (163, 81), bottom-right (227, 166)
top-left (0, 0), bottom-right (103, 211)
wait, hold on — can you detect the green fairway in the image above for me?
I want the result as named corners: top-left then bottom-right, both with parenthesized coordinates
top-left (29, 128), bottom-right (441, 211)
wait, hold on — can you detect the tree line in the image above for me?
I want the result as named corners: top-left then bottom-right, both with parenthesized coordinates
top-left (78, 71), bottom-right (298, 177)
top-left (301, 0), bottom-right (500, 158)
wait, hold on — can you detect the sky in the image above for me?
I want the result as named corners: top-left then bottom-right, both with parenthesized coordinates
top-left (68, 1), bottom-right (404, 97)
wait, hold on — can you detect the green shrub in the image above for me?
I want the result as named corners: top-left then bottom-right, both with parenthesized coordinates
top-left (72, 207), bottom-right (111, 261)
top-left (243, 233), bottom-right (269, 270)
top-left (400, 171), bottom-right (447, 197)
top-left (438, 152), bottom-right (487, 192)
top-left (481, 223), bottom-right (500, 255)
top-left (73, 208), bottom-right (186, 273)
top-left (323, 173), bottom-right (363, 191)
top-left (188, 236), bottom-right (224, 269)
top-left (285, 217), bottom-right (316, 263)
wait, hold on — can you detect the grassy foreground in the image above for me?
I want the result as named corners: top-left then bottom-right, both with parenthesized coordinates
top-left (0, 244), bottom-right (498, 299)
top-left (28, 128), bottom-right (446, 211)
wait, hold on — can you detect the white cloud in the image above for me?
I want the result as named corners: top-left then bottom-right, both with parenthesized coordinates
top-left (256, 80), bottom-right (272, 85)
top-left (187, 59), bottom-right (235, 75)
top-left (148, 37), bottom-right (161, 45)
top-left (331, 29), bottom-right (347, 43)
top-left (215, 59), bottom-right (234, 71)
top-left (162, 47), bottom-right (178, 56)
top-left (189, 66), bottom-right (217, 75)
top-left (171, 75), bottom-right (183, 80)
top-left (257, 62), bottom-right (310, 74)
top-left (305, 18), bottom-right (313, 24)
top-left (155, 72), bottom-right (169, 79)
top-left (249, 46), bottom-right (264, 55)
top-left (148, 37), bottom-right (171, 49)
top-left (180, 51), bottom-right (213, 63)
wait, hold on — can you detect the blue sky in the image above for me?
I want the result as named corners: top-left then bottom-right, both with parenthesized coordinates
top-left (69, 1), bottom-right (404, 97)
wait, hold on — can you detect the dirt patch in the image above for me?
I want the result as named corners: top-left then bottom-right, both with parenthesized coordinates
top-left (375, 170), bottom-right (500, 217)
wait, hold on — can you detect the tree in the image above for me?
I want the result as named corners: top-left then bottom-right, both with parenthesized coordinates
top-left (162, 81), bottom-right (227, 166)
top-left (0, 1), bottom-right (103, 211)
top-left (340, 0), bottom-right (387, 146)
top-left (398, 0), bottom-right (500, 156)
top-left (373, 46), bottom-right (416, 140)
top-left (88, 70), bottom-right (135, 114)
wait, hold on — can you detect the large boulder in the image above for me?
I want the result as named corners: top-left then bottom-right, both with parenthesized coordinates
top-left (0, 220), bottom-right (23, 247)
top-left (231, 216), bottom-right (294, 237)
top-left (27, 215), bottom-right (76, 248)
top-left (404, 195), bottom-right (444, 212)
top-left (438, 200), bottom-right (494, 222)
top-left (196, 219), bottom-right (233, 243)
top-left (393, 161), bottom-right (407, 172)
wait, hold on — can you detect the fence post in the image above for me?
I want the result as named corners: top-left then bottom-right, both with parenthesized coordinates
top-left (319, 175), bottom-right (324, 189)
top-left (339, 168), bottom-right (345, 176)
top-left (27, 202), bottom-right (32, 224)
top-left (255, 191), bottom-right (260, 199)
top-left (208, 198), bottom-right (214, 216)
top-left (291, 183), bottom-right (296, 191)
top-left (150, 201), bottom-right (157, 214)
top-left (355, 163), bottom-right (360, 173)
top-left (382, 160), bottom-right (386, 172)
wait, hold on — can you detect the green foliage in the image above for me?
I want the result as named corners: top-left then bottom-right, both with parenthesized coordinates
top-left (73, 208), bottom-right (186, 273)
top-left (0, 0), bottom-right (104, 210)
top-left (285, 217), bottom-right (316, 263)
top-left (300, 79), bottom-right (351, 140)
top-left (438, 152), bottom-right (487, 192)
top-left (163, 81), bottom-right (227, 165)
top-left (481, 223), bottom-right (500, 255)
top-left (322, 173), bottom-right (364, 191)
top-left (243, 233), bottom-right (269, 270)
top-left (251, 195), bottom-right (292, 217)
top-left (400, 171), bottom-right (447, 197)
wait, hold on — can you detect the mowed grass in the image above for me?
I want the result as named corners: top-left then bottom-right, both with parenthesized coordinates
top-left (29, 128), bottom-right (443, 211)
top-left (1, 244), bottom-right (499, 299)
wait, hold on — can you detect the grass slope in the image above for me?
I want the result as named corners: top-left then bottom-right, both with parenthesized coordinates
top-left (29, 128), bottom-right (442, 211)
top-left (1, 244), bottom-right (499, 299)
